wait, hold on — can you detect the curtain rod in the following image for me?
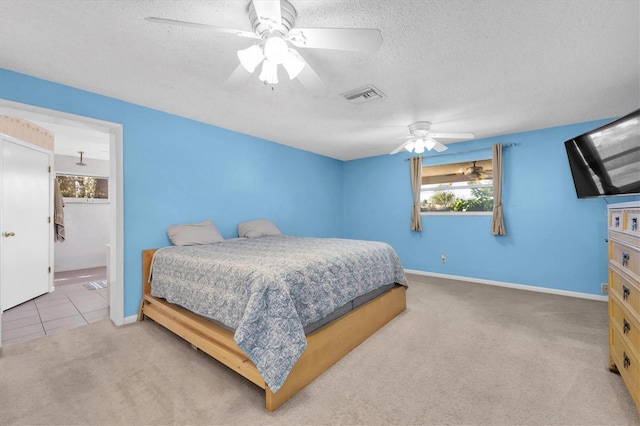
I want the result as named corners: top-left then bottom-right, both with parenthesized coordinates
top-left (404, 143), bottom-right (517, 161)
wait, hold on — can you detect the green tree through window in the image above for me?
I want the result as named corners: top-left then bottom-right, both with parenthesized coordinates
top-left (57, 175), bottom-right (108, 199)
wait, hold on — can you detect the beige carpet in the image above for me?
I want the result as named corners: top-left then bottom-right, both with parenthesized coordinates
top-left (1, 275), bottom-right (638, 425)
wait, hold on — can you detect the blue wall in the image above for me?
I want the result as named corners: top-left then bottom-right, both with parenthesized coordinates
top-left (0, 69), bottom-right (344, 317)
top-left (2, 68), bottom-right (637, 315)
top-left (343, 122), bottom-right (639, 295)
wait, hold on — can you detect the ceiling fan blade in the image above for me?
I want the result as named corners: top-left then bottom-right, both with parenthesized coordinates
top-left (223, 64), bottom-right (253, 91)
top-left (432, 141), bottom-right (448, 152)
top-left (288, 28), bottom-right (383, 52)
top-left (145, 17), bottom-right (259, 39)
top-left (429, 132), bottom-right (475, 140)
top-left (252, 0), bottom-right (282, 29)
top-left (389, 141), bottom-right (409, 155)
top-left (295, 57), bottom-right (329, 98)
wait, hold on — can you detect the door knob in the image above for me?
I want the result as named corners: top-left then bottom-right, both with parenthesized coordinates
top-left (3, 231), bottom-right (15, 237)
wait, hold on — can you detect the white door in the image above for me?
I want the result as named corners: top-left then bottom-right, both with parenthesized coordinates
top-left (1, 135), bottom-right (52, 311)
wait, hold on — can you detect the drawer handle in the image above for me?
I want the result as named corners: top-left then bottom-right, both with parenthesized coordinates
top-left (622, 252), bottom-right (630, 267)
top-left (624, 319), bottom-right (631, 334)
top-left (623, 285), bottom-right (630, 300)
top-left (624, 352), bottom-right (631, 369)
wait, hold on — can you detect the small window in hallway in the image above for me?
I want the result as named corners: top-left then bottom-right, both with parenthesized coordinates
top-left (57, 174), bottom-right (108, 200)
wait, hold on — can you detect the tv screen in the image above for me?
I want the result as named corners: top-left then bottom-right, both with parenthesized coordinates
top-left (565, 109), bottom-right (640, 198)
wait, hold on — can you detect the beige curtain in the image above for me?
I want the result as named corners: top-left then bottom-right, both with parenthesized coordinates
top-left (491, 143), bottom-right (506, 235)
top-left (410, 156), bottom-right (423, 232)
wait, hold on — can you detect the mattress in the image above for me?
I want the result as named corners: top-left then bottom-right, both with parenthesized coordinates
top-left (185, 282), bottom-right (396, 335)
top-left (303, 283), bottom-right (395, 334)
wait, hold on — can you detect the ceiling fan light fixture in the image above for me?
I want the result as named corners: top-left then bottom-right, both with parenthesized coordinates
top-left (424, 138), bottom-right (437, 151)
top-left (263, 34), bottom-right (289, 64)
top-left (259, 59), bottom-right (279, 84)
top-left (281, 49), bottom-right (305, 79)
top-left (391, 120), bottom-right (475, 155)
top-left (237, 45), bottom-right (264, 73)
top-left (148, 0), bottom-right (384, 96)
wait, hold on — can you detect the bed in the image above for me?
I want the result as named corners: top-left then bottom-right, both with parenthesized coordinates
top-left (139, 234), bottom-right (407, 411)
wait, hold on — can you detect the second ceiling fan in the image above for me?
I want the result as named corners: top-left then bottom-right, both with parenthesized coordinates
top-left (146, 0), bottom-right (383, 97)
top-left (390, 121), bottom-right (475, 155)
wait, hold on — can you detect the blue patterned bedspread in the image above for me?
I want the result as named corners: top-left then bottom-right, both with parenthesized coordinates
top-left (149, 236), bottom-right (407, 392)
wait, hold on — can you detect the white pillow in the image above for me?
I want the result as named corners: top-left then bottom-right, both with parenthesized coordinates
top-left (167, 220), bottom-right (224, 246)
top-left (238, 219), bottom-right (282, 238)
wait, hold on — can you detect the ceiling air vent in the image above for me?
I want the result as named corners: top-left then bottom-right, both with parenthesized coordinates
top-left (341, 84), bottom-right (386, 104)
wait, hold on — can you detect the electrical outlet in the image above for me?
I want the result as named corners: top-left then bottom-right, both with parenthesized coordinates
top-left (441, 254), bottom-right (446, 263)
top-left (602, 283), bottom-right (609, 294)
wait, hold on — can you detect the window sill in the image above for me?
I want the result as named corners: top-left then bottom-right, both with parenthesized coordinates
top-left (63, 198), bottom-right (110, 204)
top-left (421, 211), bottom-right (492, 216)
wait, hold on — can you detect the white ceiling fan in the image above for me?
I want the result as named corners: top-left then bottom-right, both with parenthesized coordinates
top-left (389, 121), bottom-right (475, 155)
top-left (145, 0), bottom-right (383, 97)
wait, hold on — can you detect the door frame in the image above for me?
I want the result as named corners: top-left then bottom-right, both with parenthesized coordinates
top-left (0, 99), bottom-right (125, 341)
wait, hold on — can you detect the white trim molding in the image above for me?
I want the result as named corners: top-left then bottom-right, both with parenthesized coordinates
top-left (124, 314), bottom-right (138, 325)
top-left (404, 269), bottom-right (608, 302)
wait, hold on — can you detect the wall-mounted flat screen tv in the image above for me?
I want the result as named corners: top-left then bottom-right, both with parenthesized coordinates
top-left (564, 109), bottom-right (640, 198)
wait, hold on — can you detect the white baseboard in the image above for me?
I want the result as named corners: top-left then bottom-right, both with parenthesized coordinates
top-left (404, 269), bottom-right (608, 302)
top-left (123, 314), bottom-right (138, 325)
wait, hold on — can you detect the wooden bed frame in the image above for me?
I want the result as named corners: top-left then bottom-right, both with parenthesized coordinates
top-left (139, 248), bottom-right (407, 411)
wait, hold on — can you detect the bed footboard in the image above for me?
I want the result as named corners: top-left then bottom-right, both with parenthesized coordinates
top-left (140, 248), bottom-right (406, 411)
top-left (265, 283), bottom-right (406, 410)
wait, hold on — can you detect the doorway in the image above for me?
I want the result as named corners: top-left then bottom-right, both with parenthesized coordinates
top-left (0, 99), bottom-right (124, 348)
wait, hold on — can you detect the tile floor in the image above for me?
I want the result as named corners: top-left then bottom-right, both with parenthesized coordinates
top-left (1, 266), bottom-right (109, 346)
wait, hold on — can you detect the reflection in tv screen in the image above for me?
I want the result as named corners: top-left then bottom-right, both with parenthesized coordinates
top-left (565, 109), bottom-right (640, 198)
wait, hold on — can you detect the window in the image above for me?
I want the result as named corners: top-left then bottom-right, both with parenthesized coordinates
top-left (57, 174), bottom-right (108, 200)
top-left (420, 158), bottom-right (493, 213)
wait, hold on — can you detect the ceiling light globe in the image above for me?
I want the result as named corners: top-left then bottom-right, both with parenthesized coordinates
top-left (424, 138), bottom-right (436, 151)
top-left (404, 141), bottom-right (416, 152)
top-left (264, 35), bottom-right (289, 64)
top-left (237, 45), bottom-right (264, 73)
top-left (259, 59), bottom-right (278, 85)
top-left (281, 49), bottom-right (305, 79)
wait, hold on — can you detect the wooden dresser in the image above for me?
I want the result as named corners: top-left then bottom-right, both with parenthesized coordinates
top-left (608, 201), bottom-right (640, 410)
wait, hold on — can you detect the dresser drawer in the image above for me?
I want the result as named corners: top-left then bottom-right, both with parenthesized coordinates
top-left (610, 211), bottom-right (624, 231)
top-left (610, 267), bottom-right (640, 314)
top-left (626, 210), bottom-right (640, 235)
top-left (610, 230), bottom-right (640, 248)
top-left (610, 294), bottom-right (640, 352)
top-left (611, 325), bottom-right (640, 392)
top-left (609, 240), bottom-right (640, 277)
top-left (609, 208), bottom-right (640, 236)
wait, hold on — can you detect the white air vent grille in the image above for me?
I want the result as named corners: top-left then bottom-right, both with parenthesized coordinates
top-left (341, 84), bottom-right (386, 104)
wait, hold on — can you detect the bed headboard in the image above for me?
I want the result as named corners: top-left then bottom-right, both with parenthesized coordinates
top-left (142, 249), bottom-right (157, 296)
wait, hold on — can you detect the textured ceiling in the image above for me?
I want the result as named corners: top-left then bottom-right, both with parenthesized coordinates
top-left (0, 0), bottom-right (638, 161)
